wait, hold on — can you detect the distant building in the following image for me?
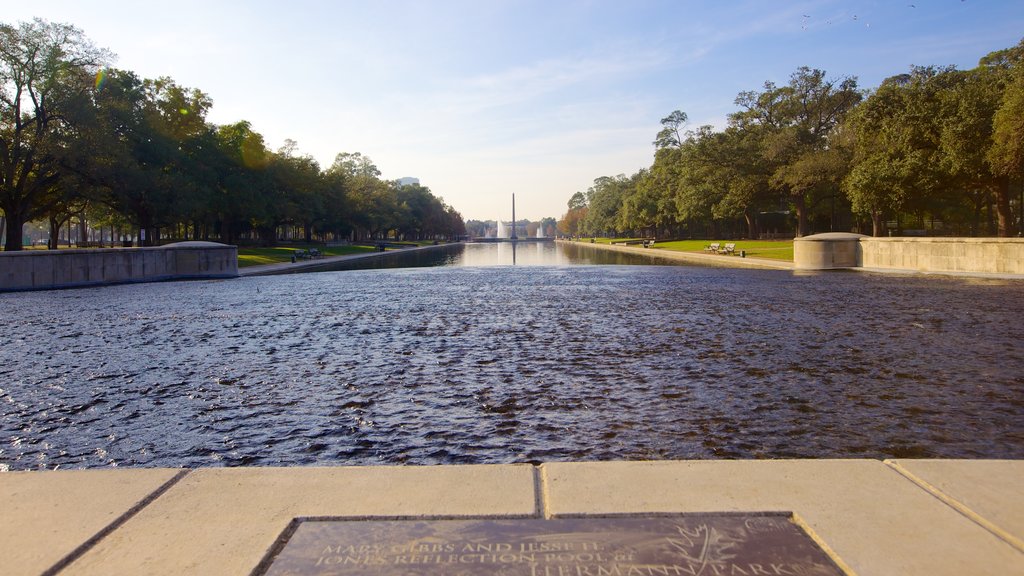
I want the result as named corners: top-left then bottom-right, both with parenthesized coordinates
top-left (397, 177), bottom-right (420, 187)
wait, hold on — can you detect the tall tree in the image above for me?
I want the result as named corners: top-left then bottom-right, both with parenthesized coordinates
top-left (982, 40), bottom-right (1024, 235)
top-left (989, 62), bottom-right (1024, 181)
top-left (732, 68), bottom-right (860, 236)
top-left (0, 19), bottom-right (109, 250)
top-left (213, 121), bottom-right (271, 244)
top-left (88, 71), bottom-right (212, 245)
top-left (653, 109), bottom-right (687, 150)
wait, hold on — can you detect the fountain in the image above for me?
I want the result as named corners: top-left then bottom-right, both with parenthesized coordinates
top-left (495, 220), bottom-right (508, 239)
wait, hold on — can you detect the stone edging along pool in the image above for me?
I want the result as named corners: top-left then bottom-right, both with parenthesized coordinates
top-left (1, 460), bottom-right (1021, 575)
top-left (0, 241), bottom-right (238, 292)
top-left (567, 237), bottom-right (1024, 279)
top-left (238, 242), bottom-right (458, 277)
top-left (794, 233), bottom-right (1024, 277)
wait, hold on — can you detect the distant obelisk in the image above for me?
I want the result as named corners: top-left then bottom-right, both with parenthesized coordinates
top-left (510, 193), bottom-right (518, 240)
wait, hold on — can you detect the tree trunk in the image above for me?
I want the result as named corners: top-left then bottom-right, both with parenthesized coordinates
top-left (871, 210), bottom-right (884, 237)
top-left (744, 209), bottom-right (757, 239)
top-left (4, 212), bottom-right (25, 251)
top-left (793, 194), bottom-right (808, 237)
top-left (49, 216), bottom-right (61, 249)
top-left (995, 178), bottom-right (1012, 237)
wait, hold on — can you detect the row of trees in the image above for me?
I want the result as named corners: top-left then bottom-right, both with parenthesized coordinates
top-left (0, 19), bottom-right (465, 251)
top-left (560, 40), bottom-right (1024, 238)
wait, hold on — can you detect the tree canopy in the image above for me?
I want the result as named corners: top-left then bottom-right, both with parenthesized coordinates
top-left (0, 18), bottom-right (465, 250)
top-left (559, 40), bottom-right (1024, 238)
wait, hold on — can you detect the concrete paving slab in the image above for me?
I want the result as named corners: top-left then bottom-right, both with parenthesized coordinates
top-left (540, 460), bottom-right (1024, 575)
top-left (887, 459), bottom-right (1024, 551)
top-left (61, 464), bottom-right (536, 576)
top-left (0, 468), bottom-right (182, 576)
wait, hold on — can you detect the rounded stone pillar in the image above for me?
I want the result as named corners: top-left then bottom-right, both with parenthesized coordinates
top-left (793, 232), bottom-right (866, 270)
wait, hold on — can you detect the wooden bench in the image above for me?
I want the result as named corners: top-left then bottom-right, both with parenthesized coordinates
top-left (704, 242), bottom-right (720, 252)
top-left (718, 242), bottom-right (736, 255)
top-left (643, 239), bottom-right (656, 248)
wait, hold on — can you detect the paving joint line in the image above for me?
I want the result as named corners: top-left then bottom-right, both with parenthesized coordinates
top-left (533, 464), bottom-right (551, 519)
top-left (42, 469), bottom-right (192, 575)
top-left (882, 460), bottom-right (1024, 553)
top-left (789, 512), bottom-right (859, 576)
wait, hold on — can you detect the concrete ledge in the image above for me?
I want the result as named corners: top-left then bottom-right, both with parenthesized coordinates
top-left (239, 243), bottom-right (458, 277)
top-left (795, 234), bottom-right (1024, 277)
top-left (887, 459), bottom-right (1024, 552)
top-left (0, 242), bottom-right (238, 292)
top-left (542, 460), bottom-right (1023, 575)
top-left (0, 468), bottom-right (183, 575)
top-left (860, 237), bottom-right (1024, 275)
top-left (61, 465), bottom-right (536, 575)
top-left (4, 460), bottom-right (1021, 575)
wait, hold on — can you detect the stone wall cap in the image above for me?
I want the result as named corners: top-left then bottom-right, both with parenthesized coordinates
top-left (861, 236), bottom-right (1024, 243)
top-left (160, 241), bottom-right (234, 249)
top-left (796, 232), bottom-right (868, 241)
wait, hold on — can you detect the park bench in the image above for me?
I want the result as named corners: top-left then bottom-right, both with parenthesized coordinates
top-left (309, 248), bottom-right (323, 259)
top-left (718, 242), bottom-right (736, 255)
top-left (704, 242), bottom-right (720, 252)
top-left (643, 239), bottom-right (656, 248)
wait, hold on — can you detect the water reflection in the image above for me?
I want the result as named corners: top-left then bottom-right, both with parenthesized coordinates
top-left (301, 241), bottom-right (685, 273)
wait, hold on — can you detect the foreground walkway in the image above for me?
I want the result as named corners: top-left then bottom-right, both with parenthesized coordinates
top-left (2, 460), bottom-right (1020, 575)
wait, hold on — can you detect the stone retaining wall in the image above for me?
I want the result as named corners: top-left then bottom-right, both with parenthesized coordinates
top-left (0, 241), bottom-right (238, 292)
top-left (859, 237), bottom-right (1024, 275)
top-left (795, 234), bottom-right (1024, 275)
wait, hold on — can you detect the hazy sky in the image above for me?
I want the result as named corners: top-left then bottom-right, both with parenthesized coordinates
top-left (6, 1), bottom-right (1024, 221)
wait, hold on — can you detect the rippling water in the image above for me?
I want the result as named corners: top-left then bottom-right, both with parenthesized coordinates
top-left (1, 245), bottom-right (1022, 470)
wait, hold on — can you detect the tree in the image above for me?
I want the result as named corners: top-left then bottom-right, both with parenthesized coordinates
top-left (86, 71), bottom-right (212, 245)
top-left (989, 62), bottom-right (1024, 181)
top-left (844, 69), bottom-right (946, 236)
top-left (268, 143), bottom-right (325, 244)
top-left (732, 68), bottom-right (860, 236)
top-left (938, 67), bottom-right (1013, 236)
top-left (0, 19), bottom-right (109, 250)
top-left (653, 109), bottom-right (687, 150)
top-left (558, 193), bottom-right (588, 236)
top-left (984, 40), bottom-right (1024, 235)
top-left (581, 175), bottom-right (630, 236)
top-left (213, 121), bottom-right (271, 243)
top-left (567, 191), bottom-right (587, 211)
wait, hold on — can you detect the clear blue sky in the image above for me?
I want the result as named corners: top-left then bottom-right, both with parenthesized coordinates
top-left (7, 1), bottom-right (1024, 221)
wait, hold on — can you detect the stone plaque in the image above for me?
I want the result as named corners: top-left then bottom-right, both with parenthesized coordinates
top-left (260, 514), bottom-right (846, 575)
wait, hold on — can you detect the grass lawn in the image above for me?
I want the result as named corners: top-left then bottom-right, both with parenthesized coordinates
top-left (237, 245), bottom-right (377, 267)
top-left (654, 239), bottom-right (794, 261)
top-left (588, 238), bottom-right (794, 261)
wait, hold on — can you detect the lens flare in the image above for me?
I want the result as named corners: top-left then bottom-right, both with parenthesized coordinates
top-left (94, 69), bottom-right (108, 91)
